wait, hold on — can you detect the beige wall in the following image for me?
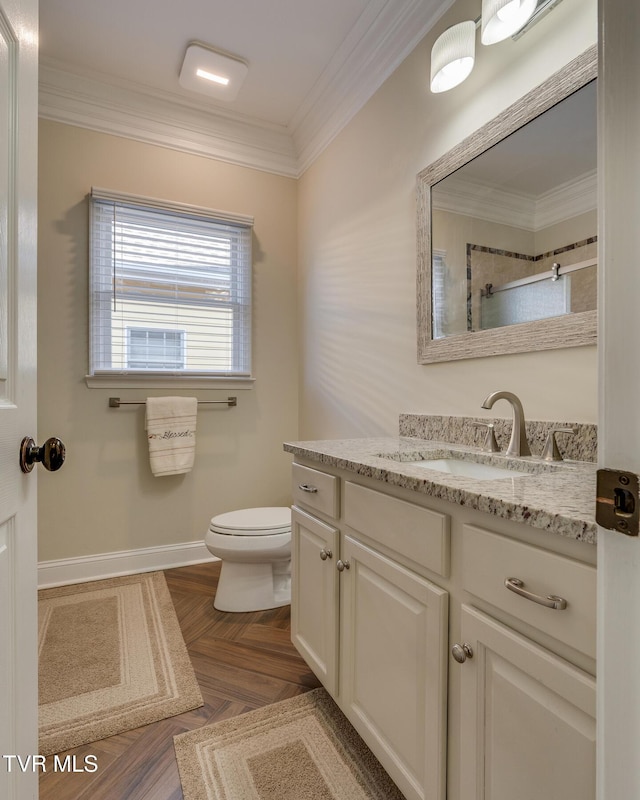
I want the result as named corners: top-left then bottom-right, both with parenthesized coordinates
top-left (38, 121), bottom-right (298, 561)
top-left (297, 0), bottom-right (598, 438)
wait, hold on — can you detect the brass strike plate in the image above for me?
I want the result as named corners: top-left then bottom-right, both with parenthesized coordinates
top-left (596, 468), bottom-right (640, 536)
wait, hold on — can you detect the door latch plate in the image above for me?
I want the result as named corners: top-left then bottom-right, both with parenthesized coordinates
top-left (596, 468), bottom-right (640, 536)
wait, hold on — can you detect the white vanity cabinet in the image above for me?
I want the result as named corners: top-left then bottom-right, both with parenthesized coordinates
top-left (289, 457), bottom-right (597, 800)
top-left (291, 506), bottom-right (340, 694)
top-left (456, 605), bottom-right (595, 800)
top-left (456, 525), bottom-right (596, 800)
top-left (339, 534), bottom-right (448, 800)
top-left (291, 467), bottom-right (450, 800)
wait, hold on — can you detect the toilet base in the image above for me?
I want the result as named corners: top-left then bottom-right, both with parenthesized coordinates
top-left (213, 559), bottom-right (291, 612)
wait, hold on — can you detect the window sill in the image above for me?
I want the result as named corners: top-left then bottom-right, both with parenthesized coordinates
top-left (85, 373), bottom-right (255, 390)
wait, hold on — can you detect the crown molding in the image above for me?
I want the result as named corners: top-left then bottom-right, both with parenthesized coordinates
top-left (39, 59), bottom-right (299, 178)
top-left (433, 171), bottom-right (597, 232)
top-left (38, 0), bottom-right (455, 178)
top-left (292, 0), bottom-right (456, 174)
top-left (534, 170), bottom-right (597, 229)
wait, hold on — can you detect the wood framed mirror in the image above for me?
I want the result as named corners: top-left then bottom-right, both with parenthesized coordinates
top-left (417, 46), bottom-right (597, 363)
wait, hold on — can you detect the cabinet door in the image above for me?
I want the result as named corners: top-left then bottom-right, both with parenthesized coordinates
top-left (291, 506), bottom-right (340, 695)
top-left (339, 535), bottom-right (448, 800)
top-left (457, 605), bottom-right (596, 800)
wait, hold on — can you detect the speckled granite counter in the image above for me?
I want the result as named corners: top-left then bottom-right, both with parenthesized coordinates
top-left (284, 437), bottom-right (597, 545)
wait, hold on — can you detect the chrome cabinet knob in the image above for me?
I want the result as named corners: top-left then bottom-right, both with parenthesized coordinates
top-left (319, 548), bottom-right (333, 561)
top-left (336, 559), bottom-right (350, 572)
top-left (451, 643), bottom-right (474, 663)
top-left (20, 436), bottom-right (66, 473)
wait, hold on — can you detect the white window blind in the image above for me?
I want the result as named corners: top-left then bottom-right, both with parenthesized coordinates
top-left (89, 189), bottom-right (253, 378)
top-left (432, 249), bottom-right (447, 339)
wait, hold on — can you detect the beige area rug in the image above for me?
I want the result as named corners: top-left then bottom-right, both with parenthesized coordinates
top-left (174, 688), bottom-right (406, 800)
top-left (38, 571), bottom-right (203, 756)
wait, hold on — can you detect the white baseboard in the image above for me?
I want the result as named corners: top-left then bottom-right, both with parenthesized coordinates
top-left (38, 541), bottom-right (218, 588)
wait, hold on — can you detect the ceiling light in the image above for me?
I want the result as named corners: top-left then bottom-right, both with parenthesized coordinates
top-left (179, 42), bottom-right (248, 101)
top-left (195, 69), bottom-right (229, 86)
top-left (481, 0), bottom-right (537, 44)
top-left (430, 21), bottom-right (476, 94)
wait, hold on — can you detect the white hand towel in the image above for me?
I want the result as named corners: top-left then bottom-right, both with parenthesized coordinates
top-left (145, 396), bottom-right (198, 477)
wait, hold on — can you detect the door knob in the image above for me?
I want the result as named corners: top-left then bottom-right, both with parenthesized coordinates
top-left (20, 437), bottom-right (66, 473)
top-left (451, 643), bottom-right (474, 663)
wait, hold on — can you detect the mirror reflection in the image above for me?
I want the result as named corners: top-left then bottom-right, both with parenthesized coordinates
top-left (431, 80), bottom-right (597, 340)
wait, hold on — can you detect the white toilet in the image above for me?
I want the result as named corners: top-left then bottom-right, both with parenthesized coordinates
top-left (204, 506), bottom-right (292, 612)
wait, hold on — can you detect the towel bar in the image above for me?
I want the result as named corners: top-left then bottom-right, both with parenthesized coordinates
top-left (108, 397), bottom-right (237, 408)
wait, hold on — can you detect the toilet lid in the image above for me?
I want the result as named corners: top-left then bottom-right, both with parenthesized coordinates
top-left (209, 506), bottom-right (291, 536)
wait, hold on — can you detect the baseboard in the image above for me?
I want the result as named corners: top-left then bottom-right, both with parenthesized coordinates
top-left (38, 541), bottom-right (218, 588)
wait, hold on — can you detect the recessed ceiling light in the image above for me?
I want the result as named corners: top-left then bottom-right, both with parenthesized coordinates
top-left (179, 42), bottom-right (248, 101)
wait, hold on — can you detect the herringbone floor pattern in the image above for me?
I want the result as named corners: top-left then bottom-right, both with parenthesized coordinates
top-left (38, 562), bottom-right (321, 800)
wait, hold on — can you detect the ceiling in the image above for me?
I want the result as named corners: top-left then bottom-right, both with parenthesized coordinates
top-left (454, 79), bottom-right (597, 197)
top-left (38, 0), bottom-right (452, 176)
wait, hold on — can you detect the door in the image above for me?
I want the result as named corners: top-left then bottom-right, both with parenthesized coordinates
top-left (339, 535), bottom-right (448, 800)
top-left (290, 506), bottom-right (340, 694)
top-left (0, 0), bottom-right (39, 798)
top-left (457, 605), bottom-right (595, 800)
top-left (598, 0), bottom-right (640, 797)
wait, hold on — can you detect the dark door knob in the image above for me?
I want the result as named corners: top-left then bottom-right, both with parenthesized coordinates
top-left (20, 437), bottom-right (66, 473)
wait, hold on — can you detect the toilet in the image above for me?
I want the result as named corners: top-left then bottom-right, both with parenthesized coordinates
top-left (204, 506), bottom-right (292, 612)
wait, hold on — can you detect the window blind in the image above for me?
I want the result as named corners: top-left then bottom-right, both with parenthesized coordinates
top-left (89, 190), bottom-right (252, 377)
top-left (432, 250), bottom-right (447, 339)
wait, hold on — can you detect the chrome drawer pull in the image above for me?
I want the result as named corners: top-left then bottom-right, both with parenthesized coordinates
top-left (505, 577), bottom-right (568, 610)
top-left (298, 484), bottom-right (318, 493)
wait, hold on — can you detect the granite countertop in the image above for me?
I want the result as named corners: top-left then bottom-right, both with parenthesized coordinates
top-left (284, 436), bottom-right (597, 545)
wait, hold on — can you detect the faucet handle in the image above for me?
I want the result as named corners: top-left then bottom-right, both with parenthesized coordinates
top-left (541, 427), bottom-right (577, 462)
top-left (472, 421), bottom-right (500, 453)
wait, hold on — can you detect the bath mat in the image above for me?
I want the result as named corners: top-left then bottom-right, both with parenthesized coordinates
top-left (38, 571), bottom-right (203, 756)
top-left (173, 688), bottom-right (405, 800)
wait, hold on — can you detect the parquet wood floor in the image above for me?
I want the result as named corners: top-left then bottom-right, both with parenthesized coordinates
top-left (38, 561), bottom-right (321, 800)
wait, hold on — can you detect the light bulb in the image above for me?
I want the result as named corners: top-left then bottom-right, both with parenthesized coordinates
top-left (481, 0), bottom-right (536, 44)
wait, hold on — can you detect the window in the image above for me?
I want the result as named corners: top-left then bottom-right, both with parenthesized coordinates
top-left (127, 328), bottom-right (186, 370)
top-left (431, 249), bottom-right (448, 339)
top-left (89, 189), bottom-right (253, 379)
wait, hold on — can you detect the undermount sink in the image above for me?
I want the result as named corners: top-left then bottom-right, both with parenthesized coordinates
top-left (407, 458), bottom-right (529, 480)
top-left (374, 448), bottom-right (554, 480)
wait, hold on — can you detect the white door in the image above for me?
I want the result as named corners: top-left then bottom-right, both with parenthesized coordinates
top-left (339, 535), bottom-right (448, 800)
top-left (457, 605), bottom-right (596, 800)
top-left (0, 0), bottom-right (39, 798)
top-left (290, 506), bottom-right (340, 694)
top-left (597, 0), bottom-right (640, 797)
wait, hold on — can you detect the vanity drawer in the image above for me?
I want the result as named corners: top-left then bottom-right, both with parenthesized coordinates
top-left (461, 525), bottom-right (596, 659)
top-left (292, 463), bottom-right (339, 520)
top-left (343, 481), bottom-right (450, 577)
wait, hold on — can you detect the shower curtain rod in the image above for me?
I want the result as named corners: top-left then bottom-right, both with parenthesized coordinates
top-left (482, 256), bottom-right (597, 298)
top-left (108, 396), bottom-right (237, 408)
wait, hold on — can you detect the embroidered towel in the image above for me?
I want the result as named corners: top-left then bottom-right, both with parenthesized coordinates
top-left (145, 396), bottom-right (198, 477)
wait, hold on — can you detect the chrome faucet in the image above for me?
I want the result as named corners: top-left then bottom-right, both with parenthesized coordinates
top-left (480, 391), bottom-right (531, 457)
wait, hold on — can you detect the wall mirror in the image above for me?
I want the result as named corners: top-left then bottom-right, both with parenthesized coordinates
top-left (417, 46), bottom-right (597, 363)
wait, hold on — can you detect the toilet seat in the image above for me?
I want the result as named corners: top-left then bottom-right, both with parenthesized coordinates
top-left (209, 506), bottom-right (291, 537)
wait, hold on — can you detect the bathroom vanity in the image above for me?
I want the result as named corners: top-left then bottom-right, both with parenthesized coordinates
top-left (284, 432), bottom-right (597, 800)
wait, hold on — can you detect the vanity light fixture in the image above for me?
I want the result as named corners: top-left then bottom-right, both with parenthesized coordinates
top-left (430, 0), bottom-right (563, 93)
top-left (430, 20), bottom-right (476, 94)
top-left (179, 42), bottom-right (248, 101)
